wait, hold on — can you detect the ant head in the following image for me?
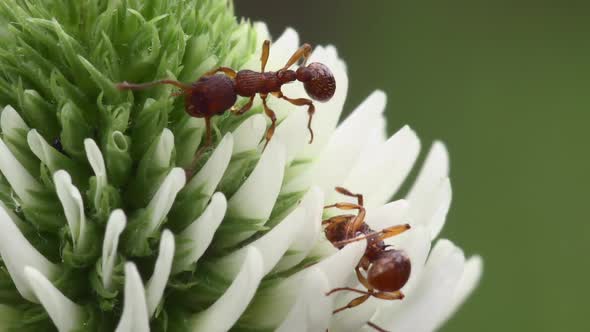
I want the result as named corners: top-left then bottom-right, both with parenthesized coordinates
top-left (186, 75), bottom-right (237, 117)
top-left (367, 249), bottom-right (411, 292)
top-left (277, 69), bottom-right (297, 84)
top-left (296, 62), bottom-right (336, 102)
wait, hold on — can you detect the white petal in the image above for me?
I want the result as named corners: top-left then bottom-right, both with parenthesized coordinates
top-left (53, 170), bottom-right (87, 250)
top-left (216, 205), bottom-right (305, 277)
top-left (84, 138), bottom-right (107, 208)
top-left (274, 186), bottom-right (324, 272)
top-left (253, 22), bottom-right (270, 44)
top-left (341, 125), bottom-right (421, 208)
top-left (276, 268), bottom-right (332, 332)
top-left (115, 263), bottom-right (150, 332)
top-left (284, 91), bottom-right (385, 194)
top-left (268, 28), bottom-right (300, 68)
top-left (228, 138), bottom-right (286, 220)
top-left (154, 129), bottom-right (174, 167)
top-left (174, 193), bottom-right (227, 273)
top-left (427, 177), bottom-right (452, 240)
top-left (364, 199), bottom-right (409, 231)
top-left (189, 247), bottom-right (263, 332)
top-left (1, 105), bottom-right (28, 133)
top-left (102, 210), bottom-right (126, 290)
top-left (27, 129), bottom-right (62, 172)
top-left (84, 138), bottom-right (106, 183)
top-left (374, 224), bottom-right (431, 319)
top-left (231, 114), bottom-right (266, 155)
top-left (314, 240), bottom-right (366, 292)
top-left (24, 267), bottom-right (84, 332)
top-left (176, 118), bottom-right (204, 168)
top-left (296, 45), bottom-right (349, 159)
top-left (336, 91), bottom-right (386, 137)
top-left (146, 230), bottom-right (175, 317)
top-left (406, 142), bottom-right (450, 239)
top-left (185, 133), bottom-right (233, 194)
top-left (369, 225), bottom-right (430, 319)
top-left (435, 255), bottom-right (483, 329)
top-left (0, 137), bottom-right (41, 204)
top-left (0, 200), bottom-right (27, 231)
top-left (393, 225), bottom-right (432, 295)
top-left (0, 205), bottom-right (59, 302)
top-left (244, 28), bottom-right (299, 72)
top-left (145, 168), bottom-right (186, 234)
top-left (363, 117), bottom-right (388, 149)
top-left (318, 91), bottom-right (387, 195)
top-left (330, 291), bottom-right (378, 332)
top-left (271, 110), bottom-right (308, 163)
top-left (374, 239), bottom-right (465, 332)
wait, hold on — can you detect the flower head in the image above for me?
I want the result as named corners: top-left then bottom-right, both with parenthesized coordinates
top-left (0, 0), bottom-right (481, 331)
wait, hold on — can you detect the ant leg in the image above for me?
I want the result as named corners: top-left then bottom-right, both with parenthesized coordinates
top-left (376, 224), bottom-right (412, 241)
top-left (346, 208), bottom-right (367, 240)
top-left (334, 187), bottom-right (364, 206)
top-left (367, 322), bottom-right (390, 332)
top-left (260, 95), bottom-right (277, 149)
top-left (332, 294), bottom-right (370, 314)
top-left (116, 79), bottom-right (191, 91)
top-left (231, 96), bottom-right (254, 115)
top-left (260, 40), bottom-right (270, 72)
top-left (186, 116), bottom-right (213, 178)
top-left (326, 287), bottom-right (371, 296)
top-left (323, 201), bottom-right (366, 239)
top-left (277, 92), bottom-right (316, 143)
top-left (204, 66), bottom-right (237, 78)
top-left (372, 291), bottom-right (405, 301)
top-left (323, 202), bottom-right (363, 211)
top-left (327, 288), bottom-right (404, 314)
top-left (355, 266), bottom-right (372, 290)
top-left (327, 287), bottom-right (404, 301)
top-left (331, 224), bottom-right (411, 247)
top-left (282, 43), bottom-right (312, 70)
top-left (322, 214), bottom-right (355, 226)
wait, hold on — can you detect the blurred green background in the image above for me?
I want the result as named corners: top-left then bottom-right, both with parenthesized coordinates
top-left (237, 1), bottom-right (589, 331)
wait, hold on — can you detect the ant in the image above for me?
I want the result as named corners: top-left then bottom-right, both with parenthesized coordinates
top-left (323, 187), bottom-right (411, 332)
top-left (116, 39), bottom-right (336, 169)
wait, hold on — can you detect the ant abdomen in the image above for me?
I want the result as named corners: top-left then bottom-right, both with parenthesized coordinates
top-left (297, 62), bottom-right (336, 102)
top-left (367, 249), bottom-right (411, 292)
top-left (187, 74), bottom-right (236, 117)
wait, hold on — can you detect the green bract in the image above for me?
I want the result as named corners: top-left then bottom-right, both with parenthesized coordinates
top-left (0, 0), bottom-right (289, 330)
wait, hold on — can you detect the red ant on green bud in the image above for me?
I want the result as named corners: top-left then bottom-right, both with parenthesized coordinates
top-left (117, 40), bottom-right (336, 173)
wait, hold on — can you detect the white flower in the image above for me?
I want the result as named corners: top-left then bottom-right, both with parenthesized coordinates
top-left (0, 18), bottom-right (481, 332)
top-left (233, 25), bottom-right (484, 332)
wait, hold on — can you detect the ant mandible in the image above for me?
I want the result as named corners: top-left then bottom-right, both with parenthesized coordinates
top-left (323, 187), bottom-right (411, 332)
top-left (116, 39), bottom-right (336, 163)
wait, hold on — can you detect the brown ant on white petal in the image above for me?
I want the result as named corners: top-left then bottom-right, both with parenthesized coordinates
top-left (323, 187), bottom-right (411, 332)
top-left (116, 40), bottom-right (336, 174)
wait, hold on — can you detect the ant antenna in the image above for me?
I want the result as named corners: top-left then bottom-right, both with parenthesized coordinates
top-left (331, 224), bottom-right (410, 247)
top-left (116, 79), bottom-right (191, 92)
top-left (367, 321), bottom-right (390, 332)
